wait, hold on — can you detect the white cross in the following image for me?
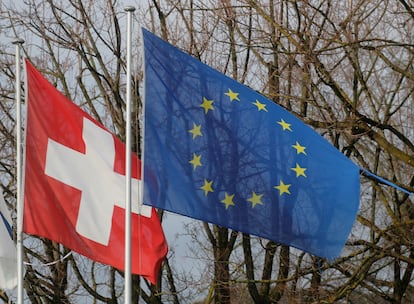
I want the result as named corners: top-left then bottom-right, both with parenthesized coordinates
top-left (45, 117), bottom-right (151, 245)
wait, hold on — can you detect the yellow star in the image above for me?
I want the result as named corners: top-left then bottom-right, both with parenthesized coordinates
top-left (292, 141), bottom-right (307, 155)
top-left (291, 163), bottom-right (307, 177)
top-left (189, 153), bottom-right (202, 171)
top-left (189, 123), bottom-right (202, 139)
top-left (221, 193), bottom-right (235, 209)
top-left (277, 119), bottom-right (292, 131)
top-left (200, 97), bottom-right (214, 114)
top-left (201, 179), bottom-right (214, 196)
top-left (274, 180), bottom-right (291, 196)
top-left (224, 88), bottom-right (240, 102)
top-left (252, 99), bottom-right (268, 112)
top-left (247, 192), bottom-right (263, 208)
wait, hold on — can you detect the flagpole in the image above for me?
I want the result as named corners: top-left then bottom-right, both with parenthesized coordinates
top-left (12, 38), bottom-right (25, 304)
top-left (124, 6), bottom-right (135, 304)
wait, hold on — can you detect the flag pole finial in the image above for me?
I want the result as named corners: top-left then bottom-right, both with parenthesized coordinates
top-left (12, 38), bottom-right (25, 45)
top-left (124, 6), bottom-right (136, 12)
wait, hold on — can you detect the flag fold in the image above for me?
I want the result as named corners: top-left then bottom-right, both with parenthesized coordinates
top-left (142, 28), bottom-right (360, 259)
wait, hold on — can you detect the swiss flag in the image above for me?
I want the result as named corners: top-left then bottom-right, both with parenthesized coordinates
top-left (23, 59), bottom-right (168, 284)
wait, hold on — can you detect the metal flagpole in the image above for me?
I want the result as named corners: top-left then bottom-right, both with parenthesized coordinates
top-left (124, 6), bottom-right (135, 304)
top-left (12, 38), bottom-right (25, 304)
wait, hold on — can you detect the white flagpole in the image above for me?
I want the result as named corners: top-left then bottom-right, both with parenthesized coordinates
top-left (124, 6), bottom-right (135, 304)
top-left (12, 38), bottom-right (25, 304)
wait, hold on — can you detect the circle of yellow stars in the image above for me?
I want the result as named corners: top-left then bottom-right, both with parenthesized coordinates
top-left (188, 87), bottom-right (308, 210)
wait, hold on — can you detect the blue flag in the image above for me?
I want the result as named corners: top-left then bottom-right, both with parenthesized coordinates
top-left (142, 28), bottom-right (360, 259)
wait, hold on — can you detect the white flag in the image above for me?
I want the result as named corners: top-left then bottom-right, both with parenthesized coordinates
top-left (0, 190), bottom-right (17, 290)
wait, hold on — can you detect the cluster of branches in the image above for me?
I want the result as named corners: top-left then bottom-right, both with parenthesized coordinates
top-left (1, 0), bottom-right (414, 303)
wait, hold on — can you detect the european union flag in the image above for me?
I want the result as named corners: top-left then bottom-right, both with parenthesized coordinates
top-left (142, 28), bottom-right (360, 259)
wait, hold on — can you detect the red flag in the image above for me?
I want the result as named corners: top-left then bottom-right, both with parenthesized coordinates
top-left (23, 59), bottom-right (168, 284)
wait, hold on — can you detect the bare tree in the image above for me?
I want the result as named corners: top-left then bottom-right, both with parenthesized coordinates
top-left (1, 0), bottom-right (414, 303)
